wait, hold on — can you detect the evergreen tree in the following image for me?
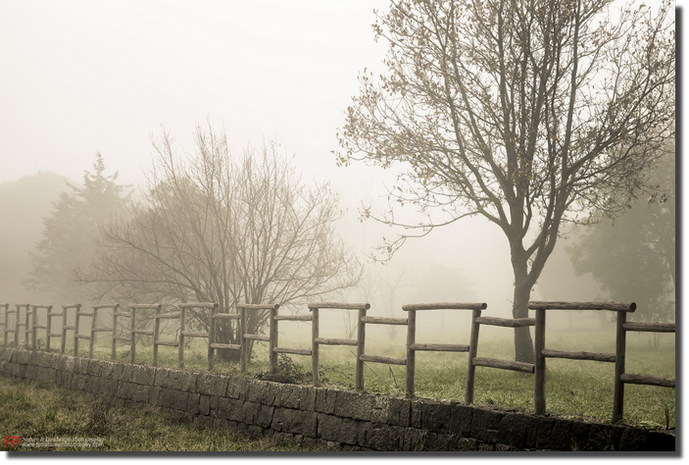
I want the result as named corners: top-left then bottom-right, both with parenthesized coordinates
top-left (23, 153), bottom-right (132, 303)
top-left (567, 146), bottom-right (675, 323)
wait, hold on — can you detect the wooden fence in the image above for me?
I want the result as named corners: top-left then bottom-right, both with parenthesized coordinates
top-left (528, 301), bottom-right (676, 421)
top-left (0, 299), bottom-right (675, 422)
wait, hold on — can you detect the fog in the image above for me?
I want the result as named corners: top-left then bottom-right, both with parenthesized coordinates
top-left (0, 1), bottom-right (674, 345)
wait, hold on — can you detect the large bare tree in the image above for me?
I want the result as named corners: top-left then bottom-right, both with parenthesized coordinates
top-left (336, 0), bottom-right (674, 361)
top-left (84, 123), bottom-right (361, 359)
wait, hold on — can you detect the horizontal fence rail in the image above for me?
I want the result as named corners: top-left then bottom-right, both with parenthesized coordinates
top-left (465, 307), bottom-right (536, 405)
top-left (0, 297), bottom-right (674, 424)
top-left (402, 302), bottom-right (487, 398)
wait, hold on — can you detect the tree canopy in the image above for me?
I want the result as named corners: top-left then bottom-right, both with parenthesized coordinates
top-left (336, 0), bottom-right (674, 361)
top-left (82, 124), bottom-right (361, 358)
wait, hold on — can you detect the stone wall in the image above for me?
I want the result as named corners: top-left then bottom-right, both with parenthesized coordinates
top-left (0, 347), bottom-right (674, 451)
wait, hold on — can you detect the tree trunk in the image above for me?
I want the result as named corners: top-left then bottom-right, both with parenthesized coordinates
top-left (512, 274), bottom-right (535, 363)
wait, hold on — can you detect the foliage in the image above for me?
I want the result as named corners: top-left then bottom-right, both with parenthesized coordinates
top-left (566, 145), bottom-right (675, 323)
top-left (81, 123), bottom-right (361, 359)
top-left (335, 0), bottom-right (675, 361)
top-left (23, 154), bottom-right (132, 304)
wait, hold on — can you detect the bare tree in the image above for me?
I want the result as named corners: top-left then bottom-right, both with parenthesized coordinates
top-left (336, 0), bottom-right (674, 362)
top-left (83, 123), bottom-right (362, 360)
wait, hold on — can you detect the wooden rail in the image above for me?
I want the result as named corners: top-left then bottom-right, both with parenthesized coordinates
top-left (465, 308), bottom-right (536, 405)
top-left (29, 305), bottom-right (51, 350)
top-left (403, 302), bottom-right (487, 398)
top-left (237, 304), bottom-right (280, 374)
top-left (1, 298), bottom-right (673, 425)
top-left (526, 300), bottom-right (673, 422)
top-left (271, 312), bottom-right (313, 362)
top-left (613, 318), bottom-right (675, 421)
top-left (129, 304), bottom-right (161, 364)
top-left (61, 304), bottom-right (81, 355)
top-left (308, 302), bottom-right (370, 389)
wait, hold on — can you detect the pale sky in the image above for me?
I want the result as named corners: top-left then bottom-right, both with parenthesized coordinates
top-left (0, 0), bottom-right (679, 316)
top-left (0, 0), bottom-right (395, 188)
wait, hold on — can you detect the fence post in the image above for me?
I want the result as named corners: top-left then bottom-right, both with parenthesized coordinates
top-left (89, 306), bottom-right (98, 358)
top-left (534, 308), bottom-right (547, 415)
top-left (46, 305), bottom-right (53, 351)
top-left (24, 305), bottom-right (31, 347)
top-left (130, 307), bottom-right (136, 364)
top-left (31, 305), bottom-right (37, 350)
top-left (239, 306), bottom-right (247, 374)
top-left (14, 305), bottom-right (21, 347)
top-left (153, 305), bottom-right (161, 366)
top-left (613, 310), bottom-right (627, 422)
top-left (465, 308), bottom-right (482, 405)
top-left (355, 306), bottom-right (367, 391)
top-left (73, 304), bottom-right (82, 356)
top-left (269, 305), bottom-right (278, 375)
top-left (179, 306), bottom-right (186, 368)
top-left (405, 309), bottom-right (416, 397)
top-left (207, 305), bottom-right (215, 371)
top-left (2, 303), bottom-right (8, 346)
top-left (110, 304), bottom-right (119, 359)
top-left (311, 307), bottom-right (320, 387)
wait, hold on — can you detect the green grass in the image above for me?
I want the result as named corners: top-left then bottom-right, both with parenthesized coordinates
top-left (14, 323), bottom-right (676, 431)
top-left (0, 376), bottom-right (326, 452)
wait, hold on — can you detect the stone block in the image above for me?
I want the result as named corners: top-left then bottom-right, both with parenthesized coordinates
top-left (255, 404), bottom-right (275, 429)
top-left (247, 379), bottom-right (277, 405)
top-left (128, 383), bottom-right (152, 404)
top-left (315, 387), bottom-right (337, 414)
top-left (274, 383), bottom-right (300, 408)
top-left (548, 418), bottom-right (574, 451)
top-left (98, 378), bottom-right (118, 397)
top-left (87, 359), bottom-right (106, 377)
top-left (369, 395), bottom-right (390, 424)
top-left (586, 423), bottom-right (624, 451)
top-left (243, 400), bottom-right (260, 424)
top-left (226, 376), bottom-right (249, 399)
top-left (271, 407), bottom-right (317, 437)
top-left (187, 393), bottom-right (200, 415)
top-left (16, 350), bottom-right (32, 365)
top-left (299, 386), bottom-right (316, 411)
top-left (72, 373), bottom-right (96, 392)
top-left (339, 417), bottom-right (360, 445)
top-left (216, 397), bottom-right (245, 422)
top-left (496, 413), bottom-right (528, 450)
top-left (333, 390), bottom-right (372, 421)
top-left (197, 372), bottom-right (228, 397)
top-left (199, 394), bottom-right (211, 415)
top-left (470, 408), bottom-right (504, 443)
top-left (99, 361), bottom-right (117, 379)
top-left (157, 387), bottom-right (189, 410)
top-left (316, 413), bottom-right (343, 442)
top-left (455, 437), bottom-right (479, 451)
top-left (568, 419), bottom-right (590, 451)
top-left (73, 357), bottom-right (90, 374)
top-left (449, 403), bottom-right (473, 436)
top-left (131, 365), bottom-right (157, 386)
top-left (367, 424), bottom-right (390, 451)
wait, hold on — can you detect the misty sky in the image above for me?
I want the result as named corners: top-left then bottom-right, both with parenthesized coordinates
top-left (0, 0), bottom-right (679, 316)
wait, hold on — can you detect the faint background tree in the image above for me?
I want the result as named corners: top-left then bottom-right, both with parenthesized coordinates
top-left (23, 153), bottom-right (132, 304)
top-left (336, 0), bottom-right (674, 362)
top-left (0, 172), bottom-right (67, 304)
top-left (566, 143), bottom-right (675, 331)
top-left (81, 123), bottom-right (362, 361)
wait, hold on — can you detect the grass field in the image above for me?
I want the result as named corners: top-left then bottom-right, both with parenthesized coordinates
top-left (4, 320), bottom-right (676, 433)
top-left (0, 376), bottom-right (327, 452)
